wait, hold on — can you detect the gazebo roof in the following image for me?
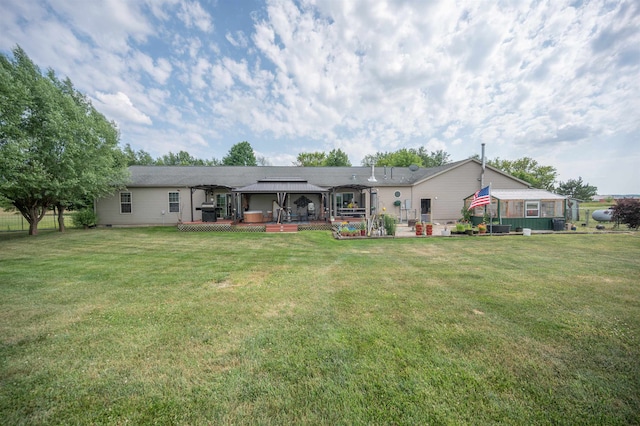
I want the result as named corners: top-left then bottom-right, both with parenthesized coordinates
top-left (233, 178), bottom-right (328, 193)
top-left (488, 189), bottom-right (566, 200)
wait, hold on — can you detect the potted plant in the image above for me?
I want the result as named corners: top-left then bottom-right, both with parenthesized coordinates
top-left (415, 221), bottom-right (423, 236)
top-left (478, 223), bottom-right (487, 234)
top-left (360, 220), bottom-right (367, 236)
top-left (425, 223), bottom-right (433, 235)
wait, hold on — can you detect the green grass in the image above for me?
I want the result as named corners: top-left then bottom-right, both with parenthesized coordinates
top-left (576, 202), bottom-right (618, 230)
top-left (1, 228), bottom-right (639, 424)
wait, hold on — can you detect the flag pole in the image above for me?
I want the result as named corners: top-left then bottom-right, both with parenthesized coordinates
top-left (489, 182), bottom-right (493, 235)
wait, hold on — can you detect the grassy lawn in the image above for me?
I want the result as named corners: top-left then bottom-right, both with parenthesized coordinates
top-left (1, 228), bottom-right (639, 424)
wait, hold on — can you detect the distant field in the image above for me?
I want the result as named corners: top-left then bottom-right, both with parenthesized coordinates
top-left (576, 202), bottom-right (618, 230)
top-left (0, 210), bottom-right (64, 232)
top-left (1, 228), bottom-right (638, 424)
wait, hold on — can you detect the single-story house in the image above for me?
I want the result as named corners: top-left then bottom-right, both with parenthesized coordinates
top-left (465, 188), bottom-right (568, 230)
top-left (95, 159), bottom-right (542, 227)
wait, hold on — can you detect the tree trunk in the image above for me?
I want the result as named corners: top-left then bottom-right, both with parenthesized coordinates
top-left (25, 205), bottom-right (47, 236)
top-left (56, 204), bottom-right (66, 233)
top-left (28, 219), bottom-right (38, 236)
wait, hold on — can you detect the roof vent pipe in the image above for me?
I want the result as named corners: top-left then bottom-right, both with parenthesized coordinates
top-left (368, 165), bottom-right (377, 182)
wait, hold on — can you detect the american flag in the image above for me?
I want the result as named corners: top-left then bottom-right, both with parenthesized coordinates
top-left (468, 185), bottom-right (491, 210)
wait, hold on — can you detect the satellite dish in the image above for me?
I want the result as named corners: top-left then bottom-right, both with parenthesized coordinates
top-left (409, 164), bottom-right (419, 172)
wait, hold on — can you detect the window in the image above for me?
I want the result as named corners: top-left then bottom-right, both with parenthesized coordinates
top-left (473, 200), bottom-right (497, 218)
top-left (525, 201), bottom-right (540, 218)
top-left (216, 194), bottom-right (228, 218)
top-left (501, 200), bottom-right (524, 218)
top-left (120, 192), bottom-right (132, 214)
top-left (337, 192), bottom-right (354, 207)
top-left (169, 191), bottom-right (180, 213)
top-left (541, 200), bottom-right (562, 217)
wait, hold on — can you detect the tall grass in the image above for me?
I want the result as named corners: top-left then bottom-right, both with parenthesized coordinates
top-left (1, 228), bottom-right (639, 424)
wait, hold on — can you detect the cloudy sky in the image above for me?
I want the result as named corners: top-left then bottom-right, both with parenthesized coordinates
top-left (1, 0), bottom-right (639, 194)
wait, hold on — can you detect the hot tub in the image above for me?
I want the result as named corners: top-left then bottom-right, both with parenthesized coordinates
top-left (243, 211), bottom-right (263, 223)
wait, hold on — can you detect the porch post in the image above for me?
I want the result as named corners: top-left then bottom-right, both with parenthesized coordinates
top-left (365, 188), bottom-right (371, 221)
top-left (332, 189), bottom-right (337, 221)
top-left (190, 187), bottom-right (195, 222)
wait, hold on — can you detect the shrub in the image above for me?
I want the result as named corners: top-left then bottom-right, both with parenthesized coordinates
top-left (72, 209), bottom-right (97, 229)
top-left (611, 199), bottom-right (640, 230)
top-left (383, 214), bottom-right (397, 236)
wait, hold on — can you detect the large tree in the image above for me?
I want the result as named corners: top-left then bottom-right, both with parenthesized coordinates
top-left (487, 157), bottom-right (557, 191)
top-left (294, 151), bottom-right (327, 167)
top-left (123, 143), bottom-right (154, 166)
top-left (155, 150), bottom-right (219, 166)
top-left (222, 141), bottom-right (257, 166)
top-left (556, 176), bottom-right (598, 201)
top-left (362, 148), bottom-right (423, 167)
top-left (0, 46), bottom-right (129, 235)
top-left (416, 148), bottom-right (450, 167)
top-left (294, 149), bottom-right (351, 166)
top-left (324, 148), bottom-right (351, 166)
top-left (362, 147), bottom-right (450, 168)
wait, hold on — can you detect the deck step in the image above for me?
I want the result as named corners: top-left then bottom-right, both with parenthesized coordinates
top-left (265, 224), bottom-right (298, 233)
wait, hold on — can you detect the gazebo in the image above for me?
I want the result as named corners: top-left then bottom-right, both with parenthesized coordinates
top-left (232, 178), bottom-right (329, 223)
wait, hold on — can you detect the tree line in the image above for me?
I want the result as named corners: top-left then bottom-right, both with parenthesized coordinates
top-left (0, 46), bottom-right (609, 235)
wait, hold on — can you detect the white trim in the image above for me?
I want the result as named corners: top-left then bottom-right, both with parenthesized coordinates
top-left (168, 191), bottom-right (180, 213)
top-left (120, 191), bottom-right (132, 214)
top-left (525, 201), bottom-right (540, 218)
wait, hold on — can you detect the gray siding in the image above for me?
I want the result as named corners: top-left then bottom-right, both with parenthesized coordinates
top-left (96, 187), bottom-right (204, 226)
top-left (410, 162), bottom-right (529, 223)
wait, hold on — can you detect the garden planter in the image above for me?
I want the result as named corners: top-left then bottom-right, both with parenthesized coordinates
top-left (415, 224), bottom-right (423, 236)
top-left (425, 224), bottom-right (433, 236)
top-left (488, 224), bottom-right (511, 234)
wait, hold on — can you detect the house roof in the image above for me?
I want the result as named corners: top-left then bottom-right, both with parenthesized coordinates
top-left (126, 163), bottom-right (464, 189)
top-left (488, 189), bottom-right (566, 200)
top-left (125, 159), bottom-right (529, 191)
top-left (233, 178), bottom-right (329, 193)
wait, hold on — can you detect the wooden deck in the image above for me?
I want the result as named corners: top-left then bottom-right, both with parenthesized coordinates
top-left (178, 219), bottom-right (331, 233)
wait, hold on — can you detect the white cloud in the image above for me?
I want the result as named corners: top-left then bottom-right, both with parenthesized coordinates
top-left (226, 31), bottom-right (249, 48)
top-left (130, 51), bottom-right (173, 84)
top-left (177, 0), bottom-right (213, 32)
top-left (45, 0), bottom-right (154, 51)
top-left (93, 91), bottom-right (153, 125)
top-left (1, 0), bottom-right (638, 193)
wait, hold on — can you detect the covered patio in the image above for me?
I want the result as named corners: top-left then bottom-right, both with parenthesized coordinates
top-left (232, 178), bottom-right (329, 224)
